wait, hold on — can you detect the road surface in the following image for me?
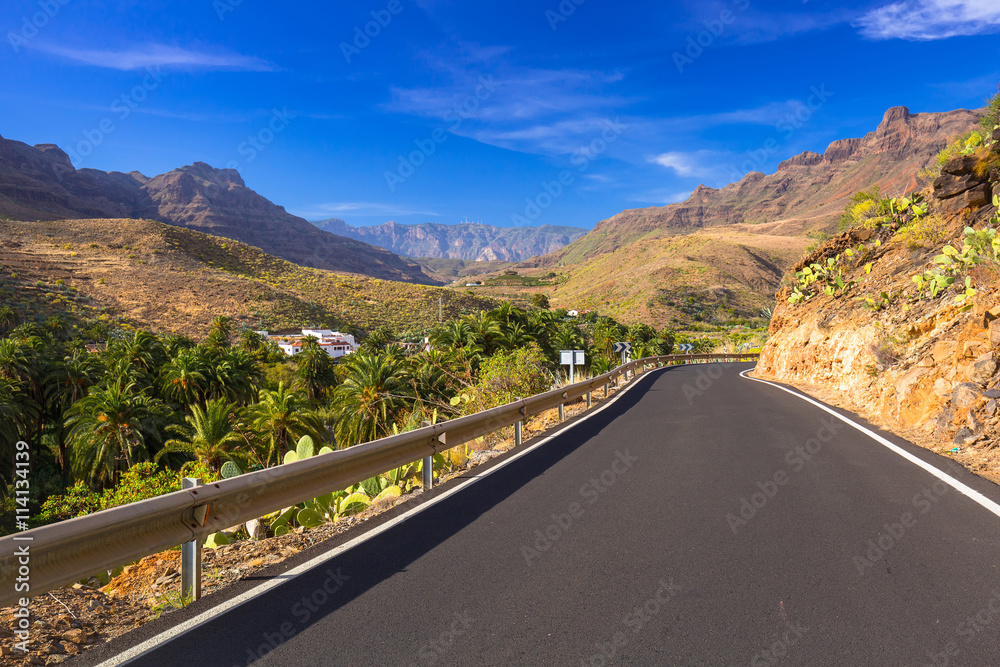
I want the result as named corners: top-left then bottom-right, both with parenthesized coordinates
top-left (85, 362), bottom-right (1000, 666)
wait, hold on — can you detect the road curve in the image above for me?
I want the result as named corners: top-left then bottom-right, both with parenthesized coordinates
top-left (83, 363), bottom-right (1000, 666)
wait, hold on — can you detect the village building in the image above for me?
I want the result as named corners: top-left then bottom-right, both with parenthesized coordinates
top-left (267, 329), bottom-right (358, 358)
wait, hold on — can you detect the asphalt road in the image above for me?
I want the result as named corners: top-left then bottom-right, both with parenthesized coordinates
top-left (88, 363), bottom-right (1000, 666)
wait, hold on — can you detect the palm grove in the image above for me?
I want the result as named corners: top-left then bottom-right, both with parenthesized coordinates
top-left (0, 303), bottom-right (706, 532)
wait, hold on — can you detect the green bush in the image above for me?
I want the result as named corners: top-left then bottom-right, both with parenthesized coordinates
top-left (466, 344), bottom-right (552, 411)
top-left (981, 85), bottom-right (1000, 133)
top-left (34, 462), bottom-right (216, 527)
top-left (936, 130), bottom-right (983, 166)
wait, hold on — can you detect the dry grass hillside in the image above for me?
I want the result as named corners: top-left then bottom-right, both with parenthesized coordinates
top-left (452, 225), bottom-right (809, 328)
top-left (0, 218), bottom-right (496, 338)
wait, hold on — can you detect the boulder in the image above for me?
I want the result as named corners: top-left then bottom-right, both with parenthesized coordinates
top-left (991, 318), bottom-right (1000, 348)
top-left (943, 183), bottom-right (992, 212)
top-left (971, 353), bottom-right (998, 385)
top-left (953, 427), bottom-right (980, 445)
top-left (941, 154), bottom-right (979, 176)
top-left (986, 399), bottom-right (998, 417)
top-left (933, 171), bottom-right (982, 198)
top-left (953, 383), bottom-right (982, 408)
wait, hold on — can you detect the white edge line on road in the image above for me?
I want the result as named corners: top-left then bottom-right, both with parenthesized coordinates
top-left (740, 369), bottom-right (1000, 520)
top-left (100, 369), bottom-right (659, 666)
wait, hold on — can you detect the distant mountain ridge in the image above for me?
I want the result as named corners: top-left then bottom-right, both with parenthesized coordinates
top-left (0, 135), bottom-right (436, 284)
top-left (311, 218), bottom-right (588, 262)
top-left (549, 106), bottom-right (980, 266)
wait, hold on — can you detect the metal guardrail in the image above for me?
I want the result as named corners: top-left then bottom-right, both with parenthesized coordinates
top-left (0, 353), bottom-right (758, 607)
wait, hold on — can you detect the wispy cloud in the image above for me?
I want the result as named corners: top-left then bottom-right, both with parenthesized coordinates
top-left (648, 150), bottom-right (725, 178)
top-left (383, 42), bottom-right (630, 158)
top-left (629, 188), bottom-right (695, 205)
top-left (31, 43), bottom-right (276, 71)
top-left (295, 202), bottom-right (440, 220)
top-left (856, 0), bottom-right (1000, 40)
top-left (678, 2), bottom-right (849, 44)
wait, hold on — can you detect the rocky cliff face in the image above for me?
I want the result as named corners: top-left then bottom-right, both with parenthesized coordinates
top-left (0, 135), bottom-right (436, 285)
top-left (553, 106), bottom-right (980, 264)
top-left (755, 130), bottom-right (1000, 477)
top-left (311, 219), bottom-right (588, 262)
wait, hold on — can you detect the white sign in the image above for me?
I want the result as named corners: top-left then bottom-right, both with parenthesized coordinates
top-left (560, 349), bottom-right (585, 384)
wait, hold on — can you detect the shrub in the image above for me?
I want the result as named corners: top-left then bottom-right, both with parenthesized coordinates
top-left (936, 130), bottom-right (983, 166)
top-left (530, 293), bottom-right (550, 310)
top-left (466, 344), bottom-right (552, 411)
top-left (981, 84), bottom-right (1000, 133)
top-left (838, 188), bottom-right (889, 231)
top-left (34, 462), bottom-right (216, 527)
top-left (897, 215), bottom-right (949, 249)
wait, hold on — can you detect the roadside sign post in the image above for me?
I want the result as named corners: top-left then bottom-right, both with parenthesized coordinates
top-left (613, 342), bottom-right (632, 368)
top-left (560, 350), bottom-right (585, 385)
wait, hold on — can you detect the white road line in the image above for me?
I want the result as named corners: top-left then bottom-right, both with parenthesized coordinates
top-left (741, 369), bottom-right (1000, 519)
top-left (99, 370), bottom-right (659, 666)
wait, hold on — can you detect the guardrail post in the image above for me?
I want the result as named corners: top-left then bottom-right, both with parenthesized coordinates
top-left (181, 477), bottom-right (202, 602)
top-left (420, 421), bottom-right (435, 490)
top-left (586, 391), bottom-right (592, 408)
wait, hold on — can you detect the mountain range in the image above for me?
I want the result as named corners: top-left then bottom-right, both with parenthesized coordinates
top-left (0, 103), bottom-right (983, 329)
top-left (549, 106), bottom-right (980, 266)
top-left (310, 219), bottom-right (588, 262)
top-left (508, 106), bottom-right (981, 326)
top-left (0, 136), bottom-right (436, 284)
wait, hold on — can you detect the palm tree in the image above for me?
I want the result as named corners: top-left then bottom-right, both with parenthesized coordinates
top-left (157, 398), bottom-right (245, 471)
top-left (159, 348), bottom-right (210, 406)
top-left (0, 305), bottom-right (19, 334)
top-left (490, 301), bottom-right (525, 328)
top-left (207, 315), bottom-right (234, 348)
top-left (329, 353), bottom-right (413, 447)
top-left (431, 319), bottom-right (472, 351)
top-left (500, 322), bottom-right (535, 350)
top-left (207, 347), bottom-right (262, 404)
top-left (64, 377), bottom-right (168, 486)
top-left (105, 330), bottom-right (166, 387)
top-left (238, 328), bottom-right (265, 354)
top-left (295, 340), bottom-right (338, 402)
top-left (465, 311), bottom-right (503, 356)
top-left (45, 351), bottom-right (102, 478)
top-left (249, 383), bottom-right (325, 464)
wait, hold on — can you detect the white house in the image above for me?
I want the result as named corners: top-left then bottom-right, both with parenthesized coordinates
top-left (269, 330), bottom-right (358, 359)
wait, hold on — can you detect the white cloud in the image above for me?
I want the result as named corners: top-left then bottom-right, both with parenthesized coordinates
top-left (648, 151), bottom-right (721, 178)
top-left (31, 43), bottom-right (276, 71)
top-left (628, 189), bottom-right (695, 205)
top-left (856, 0), bottom-right (1000, 39)
top-left (384, 43), bottom-right (630, 158)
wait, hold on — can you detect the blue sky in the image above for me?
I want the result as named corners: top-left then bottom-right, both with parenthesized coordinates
top-left (1, 0), bottom-right (998, 229)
